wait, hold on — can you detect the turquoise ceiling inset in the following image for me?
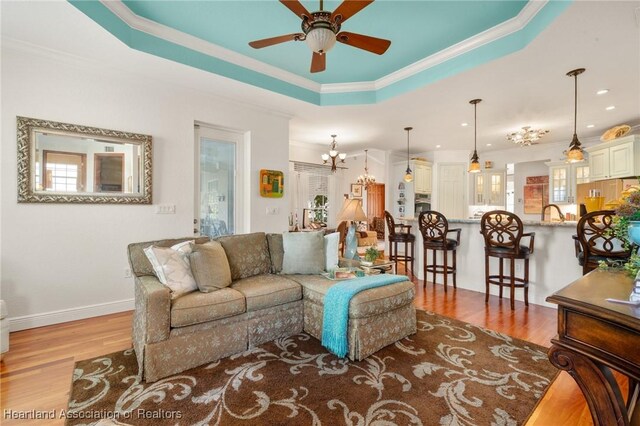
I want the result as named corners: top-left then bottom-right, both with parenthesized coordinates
top-left (69, 0), bottom-right (572, 105)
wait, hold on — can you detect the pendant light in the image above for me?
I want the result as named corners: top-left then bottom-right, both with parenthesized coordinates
top-left (468, 99), bottom-right (482, 173)
top-left (403, 127), bottom-right (413, 182)
top-left (566, 68), bottom-right (586, 163)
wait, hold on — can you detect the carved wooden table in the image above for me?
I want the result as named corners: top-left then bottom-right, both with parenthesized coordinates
top-left (547, 270), bottom-right (640, 426)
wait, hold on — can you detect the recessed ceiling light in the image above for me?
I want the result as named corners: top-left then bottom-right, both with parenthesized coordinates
top-left (587, 124), bottom-right (595, 128)
top-left (486, 143), bottom-right (492, 146)
top-left (596, 89), bottom-right (609, 95)
top-left (605, 105), bottom-right (616, 111)
top-left (461, 123), bottom-right (468, 127)
top-left (435, 145), bottom-right (441, 148)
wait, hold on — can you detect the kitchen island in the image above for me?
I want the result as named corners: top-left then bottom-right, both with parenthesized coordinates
top-left (397, 217), bottom-right (582, 307)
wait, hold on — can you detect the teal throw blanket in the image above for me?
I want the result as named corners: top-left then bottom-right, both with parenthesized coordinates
top-left (321, 274), bottom-right (409, 358)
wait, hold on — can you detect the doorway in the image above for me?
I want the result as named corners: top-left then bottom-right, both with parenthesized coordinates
top-left (437, 163), bottom-right (467, 219)
top-left (195, 124), bottom-right (244, 238)
top-left (366, 183), bottom-right (385, 237)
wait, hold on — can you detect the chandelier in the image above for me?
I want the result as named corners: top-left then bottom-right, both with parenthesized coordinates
top-left (507, 126), bottom-right (549, 146)
top-left (357, 149), bottom-right (376, 189)
top-left (321, 134), bottom-right (346, 172)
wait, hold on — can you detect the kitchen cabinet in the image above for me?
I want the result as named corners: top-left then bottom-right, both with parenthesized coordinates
top-left (585, 135), bottom-right (640, 181)
top-left (413, 160), bottom-right (432, 194)
top-left (472, 170), bottom-right (505, 206)
top-left (546, 161), bottom-right (589, 204)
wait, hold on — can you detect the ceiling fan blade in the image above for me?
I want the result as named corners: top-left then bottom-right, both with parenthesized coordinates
top-left (331, 0), bottom-right (373, 23)
top-left (249, 33), bottom-right (304, 49)
top-left (310, 52), bottom-right (326, 73)
top-left (336, 31), bottom-right (391, 55)
top-left (280, 0), bottom-right (311, 20)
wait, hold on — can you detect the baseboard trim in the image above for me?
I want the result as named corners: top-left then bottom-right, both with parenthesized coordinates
top-left (8, 299), bottom-right (134, 332)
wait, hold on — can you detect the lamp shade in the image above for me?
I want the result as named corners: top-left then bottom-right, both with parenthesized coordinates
top-left (338, 199), bottom-right (367, 222)
top-left (305, 27), bottom-right (336, 53)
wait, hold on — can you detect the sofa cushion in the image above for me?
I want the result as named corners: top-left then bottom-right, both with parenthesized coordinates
top-left (231, 274), bottom-right (302, 312)
top-left (189, 241), bottom-right (232, 292)
top-left (218, 233), bottom-right (272, 281)
top-left (284, 275), bottom-right (415, 319)
top-left (128, 237), bottom-right (210, 277)
top-left (171, 288), bottom-right (246, 328)
top-left (267, 233), bottom-right (284, 274)
top-left (282, 231), bottom-right (325, 274)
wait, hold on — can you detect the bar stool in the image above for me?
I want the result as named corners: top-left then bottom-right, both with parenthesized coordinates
top-left (384, 211), bottom-right (415, 278)
top-left (418, 211), bottom-right (461, 290)
top-left (480, 210), bottom-right (535, 310)
top-left (574, 210), bottom-right (632, 275)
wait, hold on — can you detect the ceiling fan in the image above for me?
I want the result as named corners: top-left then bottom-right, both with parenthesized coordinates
top-left (249, 0), bottom-right (391, 73)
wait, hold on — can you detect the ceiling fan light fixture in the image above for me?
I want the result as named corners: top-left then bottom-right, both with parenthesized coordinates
top-left (305, 27), bottom-right (336, 53)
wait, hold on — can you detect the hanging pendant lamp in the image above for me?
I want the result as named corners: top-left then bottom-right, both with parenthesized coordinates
top-left (468, 99), bottom-right (482, 173)
top-left (566, 68), bottom-right (586, 163)
top-left (403, 127), bottom-right (413, 182)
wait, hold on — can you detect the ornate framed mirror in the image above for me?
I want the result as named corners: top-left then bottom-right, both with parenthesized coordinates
top-left (17, 116), bottom-right (152, 204)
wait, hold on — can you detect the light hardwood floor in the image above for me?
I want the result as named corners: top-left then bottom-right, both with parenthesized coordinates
top-left (1, 274), bottom-right (610, 425)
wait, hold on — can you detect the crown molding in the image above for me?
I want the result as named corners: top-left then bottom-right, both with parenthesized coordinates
top-left (101, 0), bottom-right (321, 93)
top-left (99, 0), bottom-right (549, 97)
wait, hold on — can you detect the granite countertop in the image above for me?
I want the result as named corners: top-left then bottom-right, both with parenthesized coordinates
top-left (400, 217), bottom-right (577, 228)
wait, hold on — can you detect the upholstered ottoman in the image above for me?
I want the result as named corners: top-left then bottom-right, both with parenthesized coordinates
top-left (284, 275), bottom-right (416, 361)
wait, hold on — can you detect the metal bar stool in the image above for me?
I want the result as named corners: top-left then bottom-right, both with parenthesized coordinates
top-left (480, 210), bottom-right (535, 310)
top-left (418, 211), bottom-right (461, 290)
top-left (384, 210), bottom-right (415, 278)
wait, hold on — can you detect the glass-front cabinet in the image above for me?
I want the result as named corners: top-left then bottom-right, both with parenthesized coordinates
top-left (546, 161), bottom-right (589, 204)
top-left (472, 170), bottom-right (505, 206)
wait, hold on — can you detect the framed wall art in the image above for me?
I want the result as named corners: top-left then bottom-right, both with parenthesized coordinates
top-left (260, 169), bottom-right (284, 198)
top-left (351, 183), bottom-right (363, 198)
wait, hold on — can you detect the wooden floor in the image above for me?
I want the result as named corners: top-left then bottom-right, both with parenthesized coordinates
top-left (1, 273), bottom-right (608, 425)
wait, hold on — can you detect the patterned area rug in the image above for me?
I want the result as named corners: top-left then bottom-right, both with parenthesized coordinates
top-left (67, 310), bottom-right (557, 425)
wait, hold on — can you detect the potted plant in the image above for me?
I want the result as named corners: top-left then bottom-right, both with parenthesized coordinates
top-left (611, 184), bottom-right (640, 247)
top-left (362, 246), bottom-right (380, 266)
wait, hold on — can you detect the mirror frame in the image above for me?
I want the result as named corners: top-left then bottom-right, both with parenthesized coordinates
top-left (17, 116), bottom-right (152, 204)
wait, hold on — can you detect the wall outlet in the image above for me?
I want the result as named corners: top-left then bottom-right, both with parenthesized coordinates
top-left (124, 268), bottom-right (132, 278)
top-left (266, 207), bottom-right (279, 215)
top-left (155, 204), bottom-right (176, 214)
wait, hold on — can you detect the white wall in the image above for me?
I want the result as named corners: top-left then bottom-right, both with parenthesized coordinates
top-left (1, 45), bottom-right (290, 330)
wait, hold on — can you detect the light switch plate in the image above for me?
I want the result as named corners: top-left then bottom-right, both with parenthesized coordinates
top-left (155, 204), bottom-right (176, 214)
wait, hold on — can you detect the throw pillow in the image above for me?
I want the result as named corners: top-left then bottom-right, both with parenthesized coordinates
top-left (266, 233), bottom-right (284, 274)
top-left (324, 232), bottom-right (340, 271)
top-left (143, 243), bottom-right (197, 299)
top-left (218, 233), bottom-right (271, 281)
top-left (189, 241), bottom-right (232, 292)
top-left (282, 231), bottom-right (325, 274)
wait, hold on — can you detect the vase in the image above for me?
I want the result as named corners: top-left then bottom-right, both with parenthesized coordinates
top-left (627, 221), bottom-right (640, 246)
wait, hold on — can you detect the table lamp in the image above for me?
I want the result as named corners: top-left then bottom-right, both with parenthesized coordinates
top-left (338, 198), bottom-right (367, 260)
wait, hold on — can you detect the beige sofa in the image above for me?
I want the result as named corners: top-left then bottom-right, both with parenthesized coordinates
top-left (128, 232), bottom-right (416, 382)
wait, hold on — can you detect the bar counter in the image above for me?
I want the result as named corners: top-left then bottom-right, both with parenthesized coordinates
top-left (396, 217), bottom-right (583, 307)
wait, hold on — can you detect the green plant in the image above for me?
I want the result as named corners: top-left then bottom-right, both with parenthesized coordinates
top-left (364, 246), bottom-right (380, 262)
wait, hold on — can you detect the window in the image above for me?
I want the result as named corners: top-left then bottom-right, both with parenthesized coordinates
top-left (291, 162), bottom-right (343, 229)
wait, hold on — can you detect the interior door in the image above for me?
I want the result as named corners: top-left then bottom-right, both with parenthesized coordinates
top-left (366, 183), bottom-right (385, 224)
top-left (438, 163), bottom-right (466, 219)
top-left (94, 153), bottom-right (124, 192)
top-left (195, 124), bottom-right (245, 237)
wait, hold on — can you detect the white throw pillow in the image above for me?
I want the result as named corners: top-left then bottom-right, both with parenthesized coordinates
top-left (144, 241), bottom-right (197, 299)
top-left (324, 232), bottom-right (340, 271)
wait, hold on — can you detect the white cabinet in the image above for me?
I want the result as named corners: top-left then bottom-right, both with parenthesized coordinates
top-left (472, 170), bottom-right (505, 206)
top-left (546, 161), bottom-right (589, 204)
top-left (413, 160), bottom-right (432, 194)
top-left (585, 135), bottom-right (640, 181)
